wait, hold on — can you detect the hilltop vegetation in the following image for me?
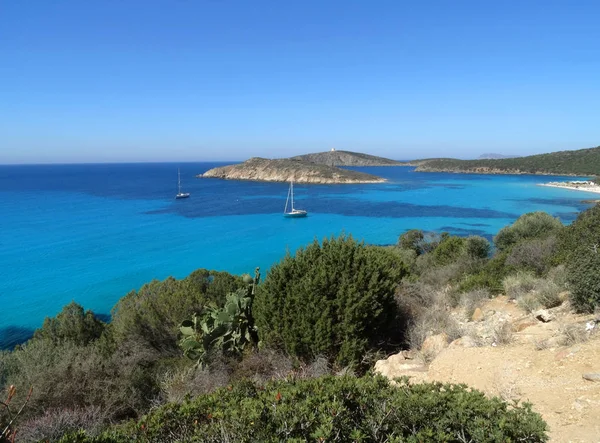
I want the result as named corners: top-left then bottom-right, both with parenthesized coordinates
top-left (412, 146), bottom-right (600, 176)
top-left (292, 149), bottom-right (403, 166)
top-left (4, 204), bottom-right (600, 440)
top-left (201, 157), bottom-right (385, 184)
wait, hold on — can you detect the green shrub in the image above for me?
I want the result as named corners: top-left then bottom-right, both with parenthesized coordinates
top-left (494, 212), bottom-right (563, 252)
top-left (458, 252), bottom-right (511, 294)
top-left (398, 230), bottom-right (445, 256)
top-left (254, 235), bottom-right (407, 366)
top-left (33, 302), bottom-right (106, 346)
top-left (60, 375), bottom-right (548, 442)
top-left (556, 204), bottom-right (600, 263)
top-left (432, 236), bottom-right (466, 266)
top-left (398, 229), bottom-right (425, 254)
top-left (505, 236), bottom-right (557, 275)
top-left (111, 270), bottom-right (245, 353)
top-left (502, 272), bottom-right (538, 300)
top-left (567, 249), bottom-right (600, 312)
top-left (466, 235), bottom-right (491, 259)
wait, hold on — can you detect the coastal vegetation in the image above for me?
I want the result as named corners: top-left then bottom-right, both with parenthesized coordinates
top-left (2, 203), bottom-right (600, 441)
top-left (291, 149), bottom-right (403, 166)
top-left (200, 157), bottom-right (386, 184)
top-left (409, 145), bottom-right (600, 176)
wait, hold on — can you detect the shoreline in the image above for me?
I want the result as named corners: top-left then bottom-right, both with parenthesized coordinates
top-left (539, 181), bottom-right (600, 194)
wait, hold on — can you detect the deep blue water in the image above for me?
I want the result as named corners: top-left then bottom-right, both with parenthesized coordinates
top-left (0, 163), bottom-right (596, 348)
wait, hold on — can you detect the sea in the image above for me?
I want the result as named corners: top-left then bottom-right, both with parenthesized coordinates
top-left (0, 162), bottom-right (597, 349)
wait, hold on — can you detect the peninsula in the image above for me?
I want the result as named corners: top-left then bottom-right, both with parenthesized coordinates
top-left (200, 157), bottom-right (385, 184)
top-left (292, 149), bottom-right (403, 167)
top-left (406, 145), bottom-right (600, 176)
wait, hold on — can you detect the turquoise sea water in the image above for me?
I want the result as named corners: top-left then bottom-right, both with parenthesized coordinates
top-left (0, 163), bottom-right (596, 348)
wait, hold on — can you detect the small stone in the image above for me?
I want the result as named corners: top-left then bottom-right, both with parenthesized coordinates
top-left (472, 307), bottom-right (485, 322)
top-left (582, 373), bottom-right (600, 382)
top-left (534, 309), bottom-right (555, 323)
top-left (401, 350), bottom-right (415, 360)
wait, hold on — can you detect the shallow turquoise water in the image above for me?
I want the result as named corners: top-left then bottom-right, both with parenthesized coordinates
top-left (0, 163), bottom-right (595, 347)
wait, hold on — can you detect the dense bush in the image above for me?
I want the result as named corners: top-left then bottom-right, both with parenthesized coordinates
top-left (556, 204), bottom-right (600, 263)
top-left (432, 235), bottom-right (466, 266)
top-left (254, 235), bottom-right (407, 366)
top-left (466, 235), bottom-right (491, 259)
top-left (567, 249), bottom-right (600, 312)
top-left (60, 375), bottom-right (548, 442)
top-left (494, 212), bottom-right (563, 252)
top-left (506, 236), bottom-right (557, 275)
top-left (458, 251), bottom-right (511, 293)
top-left (33, 302), bottom-right (106, 346)
top-left (0, 269), bottom-right (246, 434)
top-left (398, 230), bottom-right (446, 255)
top-left (111, 269), bottom-right (245, 354)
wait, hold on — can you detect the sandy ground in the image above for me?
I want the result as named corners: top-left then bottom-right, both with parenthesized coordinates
top-left (540, 182), bottom-right (600, 195)
top-left (376, 297), bottom-right (600, 442)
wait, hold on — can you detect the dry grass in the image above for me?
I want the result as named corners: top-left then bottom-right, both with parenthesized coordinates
top-left (17, 406), bottom-right (104, 443)
top-left (503, 272), bottom-right (564, 313)
top-left (460, 288), bottom-right (491, 318)
top-left (396, 281), bottom-right (464, 352)
top-left (503, 272), bottom-right (538, 300)
top-left (559, 324), bottom-right (589, 346)
top-left (492, 322), bottom-right (514, 346)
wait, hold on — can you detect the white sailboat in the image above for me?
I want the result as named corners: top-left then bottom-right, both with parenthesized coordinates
top-left (283, 180), bottom-right (307, 218)
top-left (175, 169), bottom-right (190, 199)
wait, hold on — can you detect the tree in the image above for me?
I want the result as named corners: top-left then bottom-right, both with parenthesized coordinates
top-left (254, 235), bottom-right (407, 366)
top-left (494, 212), bottom-right (563, 251)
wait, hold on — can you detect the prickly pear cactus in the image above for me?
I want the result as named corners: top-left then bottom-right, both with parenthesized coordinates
top-left (179, 268), bottom-right (260, 364)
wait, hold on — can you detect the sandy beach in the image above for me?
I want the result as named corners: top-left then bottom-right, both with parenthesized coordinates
top-left (539, 181), bottom-right (600, 194)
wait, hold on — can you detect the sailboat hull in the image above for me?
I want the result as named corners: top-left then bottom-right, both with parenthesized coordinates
top-left (175, 193), bottom-right (190, 199)
top-left (284, 210), bottom-right (307, 218)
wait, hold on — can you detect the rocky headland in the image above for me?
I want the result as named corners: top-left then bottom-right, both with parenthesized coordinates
top-left (200, 157), bottom-right (386, 184)
top-left (292, 150), bottom-right (403, 167)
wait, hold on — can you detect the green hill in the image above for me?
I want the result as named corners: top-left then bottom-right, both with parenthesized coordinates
top-left (413, 146), bottom-right (600, 176)
top-left (292, 150), bottom-right (402, 166)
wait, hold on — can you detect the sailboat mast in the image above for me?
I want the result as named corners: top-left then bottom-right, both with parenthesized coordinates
top-left (284, 182), bottom-right (291, 213)
top-left (178, 169), bottom-right (181, 194)
top-left (291, 180), bottom-right (294, 210)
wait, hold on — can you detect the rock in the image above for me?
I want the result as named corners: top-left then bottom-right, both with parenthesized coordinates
top-left (449, 336), bottom-right (478, 348)
top-left (401, 350), bottom-right (415, 360)
top-left (582, 373), bottom-right (600, 382)
top-left (534, 309), bottom-right (555, 323)
top-left (374, 353), bottom-right (427, 379)
top-left (421, 333), bottom-right (450, 357)
top-left (472, 308), bottom-right (485, 322)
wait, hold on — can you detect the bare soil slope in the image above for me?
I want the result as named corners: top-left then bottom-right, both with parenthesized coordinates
top-left (376, 297), bottom-right (600, 442)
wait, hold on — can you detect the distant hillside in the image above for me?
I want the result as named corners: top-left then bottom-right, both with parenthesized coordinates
top-left (477, 153), bottom-right (520, 160)
top-left (414, 146), bottom-right (600, 176)
top-left (200, 157), bottom-right (385, 184)
top-left (292, 150), bottom-right (402, 167)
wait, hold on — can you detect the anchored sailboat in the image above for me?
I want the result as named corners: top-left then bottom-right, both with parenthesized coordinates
top-left (283, 180), bottom-right (307, 218)
top-left (175, 169), bottom-right (190, 199)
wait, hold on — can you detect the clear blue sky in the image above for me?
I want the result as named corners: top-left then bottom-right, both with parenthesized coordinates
top-left (1, 0), bottom-right (599, 164)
